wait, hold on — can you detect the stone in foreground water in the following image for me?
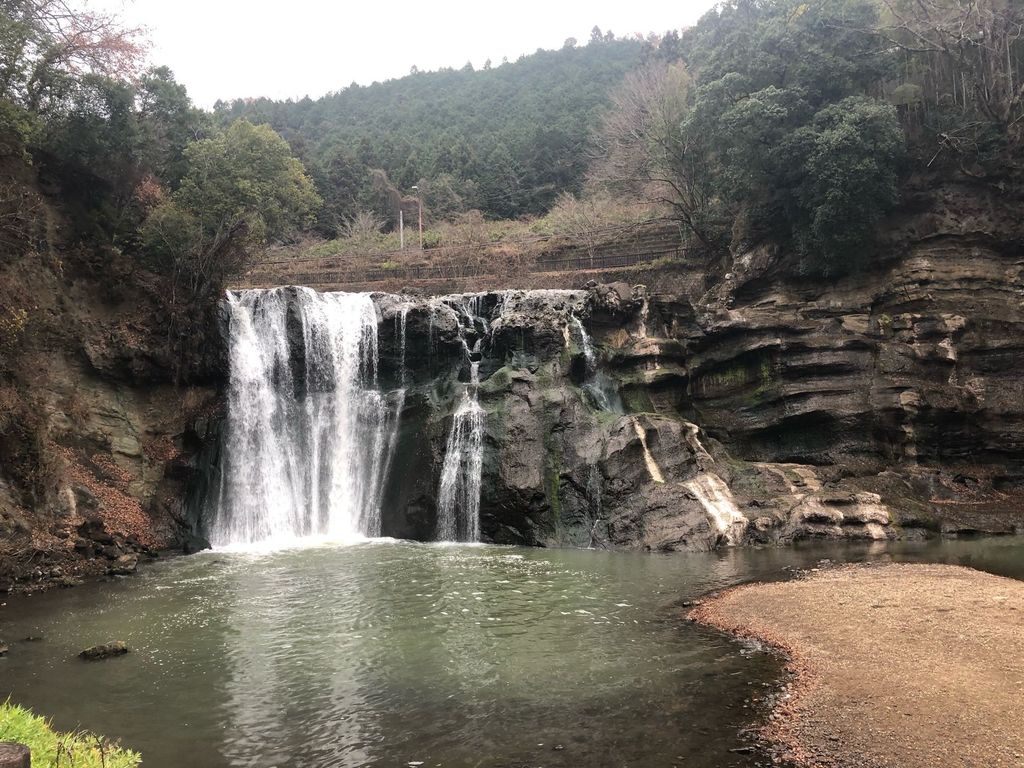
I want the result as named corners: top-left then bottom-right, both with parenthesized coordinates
top-left (79, 640), bottom-right (128, 660)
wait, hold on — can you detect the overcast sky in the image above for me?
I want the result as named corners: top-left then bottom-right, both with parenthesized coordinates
top-left (90, 0), bottom-right (718, 107)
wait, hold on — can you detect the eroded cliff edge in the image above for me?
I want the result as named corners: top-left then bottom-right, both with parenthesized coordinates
top-left (675, 177), bottom-right (1024, 543)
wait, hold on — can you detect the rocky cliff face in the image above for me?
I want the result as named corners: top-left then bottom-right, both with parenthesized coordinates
top-left (678, 178), bottom-right (1024, 540)
top-left (338, 177), bottom-right (1024, 549)
top-left (0, 238), bottom-right (222, 591)
top-left (371, 288), bottom-right (732, 550)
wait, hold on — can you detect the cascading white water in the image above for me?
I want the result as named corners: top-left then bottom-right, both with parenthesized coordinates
top-left (435, 296), bottom-right (488, 542)
top-left (211, 288), bottom-right (402, 547)
top-left (436, 359), bottom-right (484, 542)
top-left (212, 287), bottom-right (609, 547)
top-left (396, 303), bottom-right (411, 386)
top-left (572, 315), bottom-right (597, 371)
top-left (570, 313), bottom-right (624, 413)
top-left (684, 472), bottom-right (748, 545)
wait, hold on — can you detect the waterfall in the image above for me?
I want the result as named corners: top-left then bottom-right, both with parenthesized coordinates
top-left (435, 296), bottom-right (488, 542)
top-left (210, 288), bottom-right (402, 547)
top-left (684, 472), bottom-right (748, 545)
top-left (571, 315), bottom-right (597, 372)
top-left (571, 314), bottom-right (624, 413)
top-left (396, 302), bottom-right (411, 386)
top-left (637, 296), bottom-right (650, 338)
top-left (436, 359), bottom-right (484, 542)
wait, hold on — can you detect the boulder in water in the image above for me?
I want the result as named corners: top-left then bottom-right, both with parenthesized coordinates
top-left (108, 554), bottom-right (138, 575)
top-left (79, 640), bottom-right (128, 660)
top-left (182, 532), bottom-right (211, 554)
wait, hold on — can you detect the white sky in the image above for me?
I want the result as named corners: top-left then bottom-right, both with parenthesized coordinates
top-left (90, 0), bottom-right (718, 107)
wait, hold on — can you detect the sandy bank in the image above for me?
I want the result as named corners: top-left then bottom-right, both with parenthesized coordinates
top-left (689, 563), bottom-right (1024, 768)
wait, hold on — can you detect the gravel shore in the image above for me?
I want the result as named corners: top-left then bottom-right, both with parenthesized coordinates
top-left (689, 563), bottom-right (1024, 768)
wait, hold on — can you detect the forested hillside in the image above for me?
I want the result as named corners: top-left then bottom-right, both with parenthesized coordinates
top-left (589, 0), bottom-right (1024, 275)
top-left (214, 34), bottom-right (647, 227)
top-left (213, 0), bottom-right (1023, 282)
top-left (0, 0), bottom-right (319, 352)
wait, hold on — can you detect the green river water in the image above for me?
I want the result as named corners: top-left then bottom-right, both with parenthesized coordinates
top-left (1, 537), bottom-right (1022, 768)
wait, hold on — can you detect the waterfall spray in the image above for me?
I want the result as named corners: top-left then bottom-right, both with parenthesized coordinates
top-left (210, 288), bottom-right (402, 547)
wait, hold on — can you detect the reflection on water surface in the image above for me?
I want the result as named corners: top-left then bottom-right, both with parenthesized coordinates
top-left (1, 537), bottom-right (1022, 768)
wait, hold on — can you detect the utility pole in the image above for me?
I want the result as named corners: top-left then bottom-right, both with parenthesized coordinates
top-left (412, 184), bottom-right (423, 249)
top-left (399, 209), bottom-right (404, 250)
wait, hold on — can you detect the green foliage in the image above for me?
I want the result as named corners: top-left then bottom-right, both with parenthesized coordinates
top-left (0, 0), bottom-right (145, 114)
top-left (141, 198), bottom-right (202, 266)
top-left (41, 75), bottom-right (143, 185)
top-left (137, 119), bottom-right (321, 381)
top-left (214, 40), bottom-right (646, 223)
top-left (138, 66), bottom-right (210, 187)
top-left (143, 120), bottom-right (320, 302)
top-left (175, 120), bottom-right (320, 245)
top-left (310, 145), bottom-right (370, 234)
top-left (0, 98), bottom-right (37, 154)
top-left (0, 3), bottom-right (206, 250)
top-left (0, 700), bottom-right (141, 768)
top-left (678, 0), bottom-right (905, 272)
top-left (789, 97), bottom-right (903, 273)
top-left (594, 0), bottom-right (906, 274)
top-left (684, 0), bottom-right (891, 105)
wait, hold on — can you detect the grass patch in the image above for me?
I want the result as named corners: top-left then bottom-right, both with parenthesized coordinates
top-left (0, 701), bottom-right (140, 768)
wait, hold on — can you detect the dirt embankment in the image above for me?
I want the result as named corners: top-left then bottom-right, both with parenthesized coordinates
top-left (690, 563), bottom-right (1024, 768)
top-left (0, 164), bottom-right (222, 592)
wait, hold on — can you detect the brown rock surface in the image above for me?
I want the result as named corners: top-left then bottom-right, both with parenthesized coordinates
top-left (0, 173), bottom-right (223, 590)
top-left (690, 563), bottom-right (1024, 768)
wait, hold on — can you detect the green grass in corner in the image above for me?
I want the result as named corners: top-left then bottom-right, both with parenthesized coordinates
top-left (0, 701), bottom-right (141, 768)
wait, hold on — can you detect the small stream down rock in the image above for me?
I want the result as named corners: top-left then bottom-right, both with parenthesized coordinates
top-left (435, 296), bottom-right (488, 542)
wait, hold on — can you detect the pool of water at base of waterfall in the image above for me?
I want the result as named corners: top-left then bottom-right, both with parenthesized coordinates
top-left (2, 536), bottom-right (1023, 768)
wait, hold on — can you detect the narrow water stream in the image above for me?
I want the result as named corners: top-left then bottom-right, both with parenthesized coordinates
top-left (1, 537), bottom-right (1022, 768)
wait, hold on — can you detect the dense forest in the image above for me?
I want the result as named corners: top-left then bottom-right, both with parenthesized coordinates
top-left (215, 32), bottom-right (647, 226)
top-left (0, 0), bottom-right (321, 370)
top-left (599, 0), bottom-right (1024, 274)
top-left (214, 0), bottom-right (1024, 276)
